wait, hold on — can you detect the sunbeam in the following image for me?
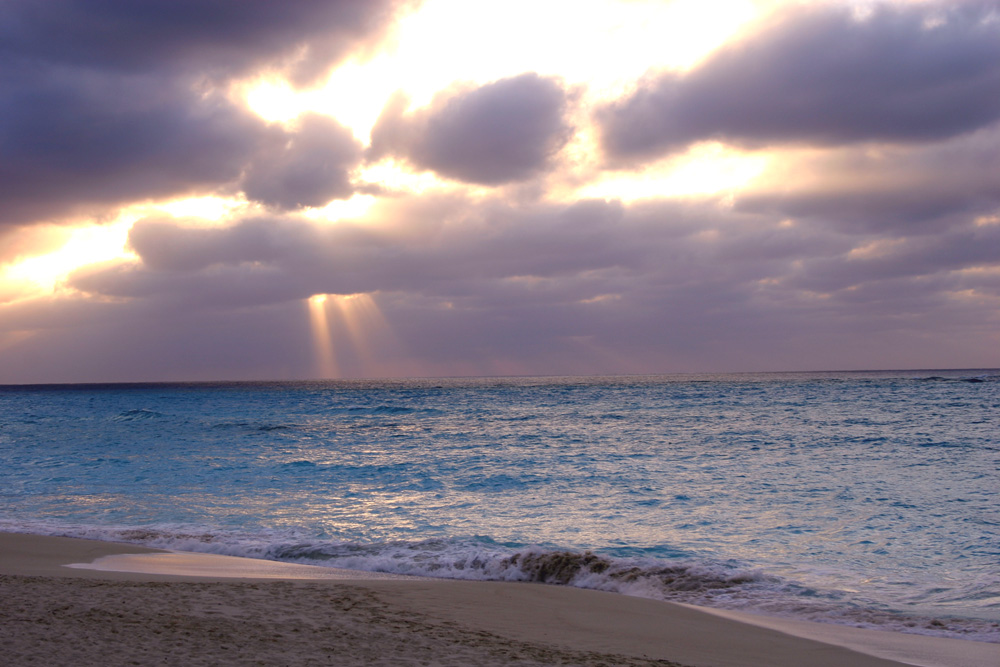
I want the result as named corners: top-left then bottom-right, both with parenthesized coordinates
top-left (307, 292), bottom-right (401, 377)
top-left (329, 293), bottom-right (398, 373)
top-left (307, 295), bottom-right (339, 378)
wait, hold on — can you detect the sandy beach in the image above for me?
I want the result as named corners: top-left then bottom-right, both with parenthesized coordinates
top-left (1, 533), bottom-right (997, 667)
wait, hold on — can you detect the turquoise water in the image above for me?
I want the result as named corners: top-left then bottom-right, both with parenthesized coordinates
top-left (1, 371), bottom-right (998, 640)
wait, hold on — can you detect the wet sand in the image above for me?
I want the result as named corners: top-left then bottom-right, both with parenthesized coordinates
top-left (2, 533), bottom-right (997, 667)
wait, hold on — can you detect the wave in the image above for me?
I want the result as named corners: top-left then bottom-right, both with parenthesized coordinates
top-left (210, 420), bottom-right (295, 432)
top-left (916, 373), bottom-right (1000, 384)
top-left (962, 375), bottom-right (1000, 383)
top-left (112, 408), bottom-right (165, 421)
top-left (340, 405), bottom-right (446, 416)
top-left (3, 519), bottom-right (997, 643)
top-left (270, 540), bottom-right (764, 594)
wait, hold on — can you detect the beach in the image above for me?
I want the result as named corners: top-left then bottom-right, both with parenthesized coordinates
top-left (2, 534), bottom-right (998, 667)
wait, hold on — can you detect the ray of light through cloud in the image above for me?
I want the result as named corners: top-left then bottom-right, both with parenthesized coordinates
top-left (307, 294), bottom-right (340, 379)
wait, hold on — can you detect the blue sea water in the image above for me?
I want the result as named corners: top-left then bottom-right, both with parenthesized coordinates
top-left (1, 371), bottom-right (998, 641)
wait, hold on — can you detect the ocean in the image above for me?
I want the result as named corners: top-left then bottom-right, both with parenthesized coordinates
top-left (1, 370), bottom-right (998, 642)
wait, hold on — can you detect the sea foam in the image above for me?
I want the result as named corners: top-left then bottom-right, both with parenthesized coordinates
top-left (4, 519), bottom-right (998, 643)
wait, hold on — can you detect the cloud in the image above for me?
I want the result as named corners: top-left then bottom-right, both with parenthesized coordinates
top-left (241, 113), bottom-right (364, 210)
top-left (67, 189), bottom-right (997, 323)
top-left (0, 0), bottom-right (413, 227)
top-left (368, 73), bottom-right (574, 185)
top-left (0, 0), bottom-right (413, 85)
top-left (597, 1), bottom-right (1000, 164)
top-left (126, 216), bottom-right (293, 273)
top-left (71, 190), bottom-right (997, 312)
top-left (785, 223), bottom-right (1000, 295)
top-left (0, 294), bottom-right (319, 383)
top-left (0, 185), bottom-right (995, 380)
top-left (0, 70), bottom-right (266, 227)
top-left (77, 195), bottom-right (641, 306)
top-left (737, 126), bottom-right (1000, 233)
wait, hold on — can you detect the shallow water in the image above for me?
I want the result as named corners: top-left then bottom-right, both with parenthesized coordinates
top-left (1, 371), bottom-right (998, 640)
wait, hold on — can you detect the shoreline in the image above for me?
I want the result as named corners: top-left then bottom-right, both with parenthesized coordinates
top-left (2, 533), bottom-right (998, 667)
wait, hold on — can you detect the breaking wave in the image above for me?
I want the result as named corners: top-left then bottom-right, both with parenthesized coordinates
top-left (4, 520), bottom-right (998, 643)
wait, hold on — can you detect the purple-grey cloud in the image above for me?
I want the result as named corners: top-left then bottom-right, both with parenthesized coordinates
top-left (63, 191), bottom-right (998, 329)
top-left (80, 196), bottom-right (643, 305)
top-left (241, 113), bottom-right (364, 210)
top-left (369, 73), bottom-right (574, 185)
top-left (785, 223), bottom-right (1000, 294)
top-left (1, 188), bottom-right (995, 381)
top-left (0, 0), bottom-right (413, 85)
top-left (0, 0), bottom-right (412, 228)
top-left (598, 2), bottom-right (1000, 164)
top-left (737, 127), bottom-right (1000, 233)
top-left (0, 70), bottom-right (267, 227)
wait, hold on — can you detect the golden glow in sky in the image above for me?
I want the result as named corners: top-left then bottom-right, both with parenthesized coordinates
top-left (246, 0), bottom-right (758, 136)
top-left (157, 196), bottom-right (246, 221)
top-left (2, 220), bottom-right (135, 295)
top-left (577, 143), bottom-right (770, 202)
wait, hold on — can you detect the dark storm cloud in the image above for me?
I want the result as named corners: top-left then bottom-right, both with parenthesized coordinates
top-left (0, 0), bottom-right (412, 228)
top-left (241, 113), bottom-right (364, 210)
top-left (368, 74), bottom-right (574, 185)
top-left (598, 1), bottom-right (1000, 163)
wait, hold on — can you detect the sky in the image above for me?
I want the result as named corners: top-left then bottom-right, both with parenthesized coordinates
top-left (1, 0), bottom-right (999, 383)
